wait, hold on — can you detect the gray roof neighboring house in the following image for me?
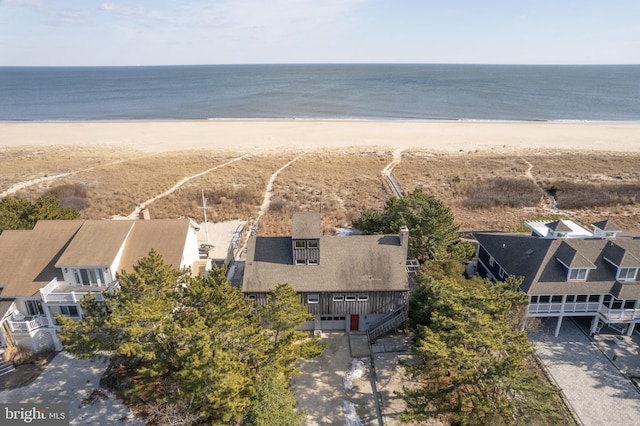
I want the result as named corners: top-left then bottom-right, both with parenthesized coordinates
top-left (546, 220), bottom-right (573, 232)
top-left (243, 233), bottom-right (408, 294)
top-left (474, 232), bottom-right (640, 299)
top-left (592, 219), bottom-right (622, 232)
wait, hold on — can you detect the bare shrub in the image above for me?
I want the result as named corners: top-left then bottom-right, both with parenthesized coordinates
top-left (550, 181), bottom-right (640, 209)
top-left (42, 183), bottom-right (89, 211)
top-left (269, 199), bottom-right (288, 212)
top-left (3, 345), bottom-right (35, 366)
top-left (44, 183), bottom-right (87, 199)
top-left (146, 401), bottom-right (200, 426)
top-left (462, 178), bottom-right (542, 209)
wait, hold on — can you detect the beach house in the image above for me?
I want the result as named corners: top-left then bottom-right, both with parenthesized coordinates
top-left (473, 219), bottom-right (640, 336)
top-left (242, 212), bottom-right (410, 335)
top-left (0, 218), bottom-right (200, 354)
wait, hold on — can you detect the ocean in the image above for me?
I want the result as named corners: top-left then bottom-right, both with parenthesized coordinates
top-left (1, 64), bottom-right (639, 122)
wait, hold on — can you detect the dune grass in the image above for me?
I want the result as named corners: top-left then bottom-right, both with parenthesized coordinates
top-left (3, 146), bottom-right (639, 234)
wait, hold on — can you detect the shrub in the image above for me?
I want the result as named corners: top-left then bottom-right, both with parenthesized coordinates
top-left (462, 178), bottom-right (542, 209)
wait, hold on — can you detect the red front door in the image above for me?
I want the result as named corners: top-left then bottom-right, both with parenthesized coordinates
top-left (350, 314), bottom-right (359, 331)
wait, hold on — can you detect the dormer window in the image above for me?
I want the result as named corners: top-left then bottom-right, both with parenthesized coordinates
top-left (568, 268), bottom-right (589, 281)
top-left (618, 267), bottom-right (638, 282)
top-left (291, 212), bottom-right (322, 265)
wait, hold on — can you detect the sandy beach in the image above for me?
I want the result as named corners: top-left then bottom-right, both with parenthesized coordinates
top-left (1, 120), bottom-right (639, 153)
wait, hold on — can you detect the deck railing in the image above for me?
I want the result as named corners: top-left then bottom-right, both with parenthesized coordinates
top-left (40, 278), bottom-right (119, 304)
top-left (528, 302), bottom-right (640, 321)
top-left (7, 315), bottom-right (50, 333)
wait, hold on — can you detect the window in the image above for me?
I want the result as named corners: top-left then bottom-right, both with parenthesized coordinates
top-left (247, 295), bottom-right (256, 300)
top-left (294, 240), bottom-right (305, 248)
top-left (566, 295), bottom-right (576, 302)
top-left (60, 305), bottom-right (79, 318)
top-left (488, 256), bottom-right (494, 267)
top-left (588, 295), bottom-right (600, 303)
top-left (333, 295), bottom-right (344, 302)
top-left (308, 259), bottom-right (319, 265)
top-left (498, 267), bottom-right (506, 279)
top-left (530, 296), bottom-right (539, 304)
top-left (568, 268), bottom-right (588, 281)
top-left (73, 269), bottom-right (81, 285)
top-left (295, 259), bottom-right (306, 265)
top-left (307, 294), bottom-right (319, 304)
top-left (345, 296), bottom-right (356, 302)
top-left (77, 268), bottom-right (107, 286)
top-left (576, 295), bottom-right (588, 303)
top-left (551, 295), bottom-right (563, 303)
top-left (25, 300), bottom-right (44, 316)
top-left (307, 240), bottom-right (318, 248)
top-left (539, 296), bottom-right (550, 303)
top-left (624, 300), bottom-right (636, 309)
top-left (357, 295), bottom-right (369, 302)
top-left (618, 268), bottom-right (638, 281)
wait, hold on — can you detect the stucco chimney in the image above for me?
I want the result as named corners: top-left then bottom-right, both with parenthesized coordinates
top-left (399, 226), bottom-right (409, 259)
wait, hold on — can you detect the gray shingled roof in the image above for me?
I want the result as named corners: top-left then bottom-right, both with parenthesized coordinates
top-left (546, 220), bottom-right (572, 232)
top-left (291, 212), bottom-right (322, 239)
top-left (554, 242), bottom-right (596, 268)
top-left (592, 219), bottom-right (621, 232)
top-left (243, 233), bottom-right (408, 293)
top-left (603, 242), bottom-right (640, 267)
top-left (473, 232), bottom-right (640, 299)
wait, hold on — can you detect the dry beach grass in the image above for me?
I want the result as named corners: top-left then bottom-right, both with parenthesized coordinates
top-left (1, 120), bottom-right (639, 234)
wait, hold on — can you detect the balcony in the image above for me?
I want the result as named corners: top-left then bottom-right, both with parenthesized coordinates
top-left (599, 306), bottom-right (640, 321)
top-left (528, 302), bottom-right (599, 315)
top-left (528, 301), bottom-right (640, 322)
top-left (39, 277), bottom-right (119, 304)
top-left (7, 314), bottom-right (50, 333)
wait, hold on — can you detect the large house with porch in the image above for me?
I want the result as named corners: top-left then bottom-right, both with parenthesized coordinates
top-left (0, 218), bottom-right (200, 354)
top-left (473, 219), bottom-right (640, 337)
top-left (242, 212), bottom-right (411, 334)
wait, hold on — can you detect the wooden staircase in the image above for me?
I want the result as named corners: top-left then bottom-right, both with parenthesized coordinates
top-left (368, 306), bottom-right (408, 342)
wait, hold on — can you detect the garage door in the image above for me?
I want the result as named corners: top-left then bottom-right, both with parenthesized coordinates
top-left (319, 316), bottom-right (347, 330)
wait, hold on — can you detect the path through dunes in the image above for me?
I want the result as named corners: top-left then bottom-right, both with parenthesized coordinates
top-left (124, 155), bottom-right (249, 219)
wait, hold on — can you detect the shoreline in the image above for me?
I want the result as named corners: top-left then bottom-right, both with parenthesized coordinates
top-left (1, 119), bottom-right (640, 154)
top-left (3, 117), bottom-right (640, 124)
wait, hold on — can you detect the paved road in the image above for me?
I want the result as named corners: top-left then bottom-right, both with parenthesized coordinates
top-left (530, 318), bottom-right (640, 426)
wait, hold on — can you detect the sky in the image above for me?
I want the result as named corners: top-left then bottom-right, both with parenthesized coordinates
top-left (1, 0), bottom-right (639, 66)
